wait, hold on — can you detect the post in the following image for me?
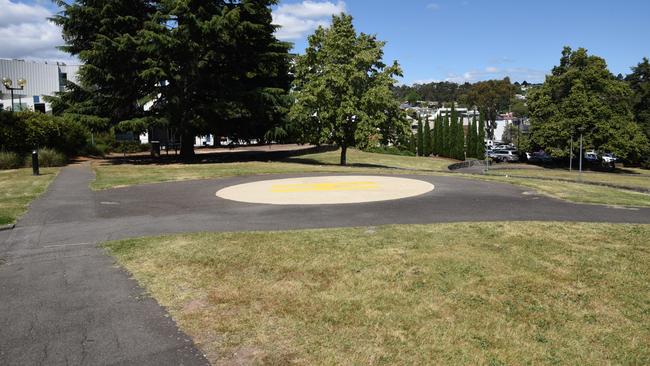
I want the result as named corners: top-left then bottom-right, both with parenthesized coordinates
top-left (10, 88), bottom-right (14, 112)
top-left (569, 135), bottom-right (573, 172)
top-left (18, 94), bottom-right (22, 111)
top-left (32, 149), bottom-right (39, 176)
top-left (579, 132), bottom-right (583, 176)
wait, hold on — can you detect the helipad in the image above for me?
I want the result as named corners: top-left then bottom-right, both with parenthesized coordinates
top-left (216, 176), bottom-right (434, 205)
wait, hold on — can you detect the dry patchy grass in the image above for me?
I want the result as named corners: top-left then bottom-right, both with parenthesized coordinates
top-left (105, 222), bottom-right (650, 365)
top-left (0, 168), bottom-right (59, 225)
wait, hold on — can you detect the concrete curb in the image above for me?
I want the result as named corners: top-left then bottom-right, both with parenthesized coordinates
top-left (0, 223), bottom-right (15, 231)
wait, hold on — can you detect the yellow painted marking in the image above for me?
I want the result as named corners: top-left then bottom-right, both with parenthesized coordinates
top-left (271, 181), bottom-right (380, 193)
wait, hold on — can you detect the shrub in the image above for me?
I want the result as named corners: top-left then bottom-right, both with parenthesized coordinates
top-left (29, 148), bottom-right (67, 167)
top-left (0, 151), bottom-right (24, 170)
top-left (0, 110), bottom-right (88, 155)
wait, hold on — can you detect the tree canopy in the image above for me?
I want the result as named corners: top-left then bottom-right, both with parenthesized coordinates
top-left (626, 57), bottom-right (650, 141)
top-left (290, 14), bottom-right (407, 165)
top-left (528, 47), bottom-right (648, 162)
top-left (52, 0), bottom-right (291, 157)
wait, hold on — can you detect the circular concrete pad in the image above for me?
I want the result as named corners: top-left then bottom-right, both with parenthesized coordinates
top-left (216, 176), bottom-right (434, 205)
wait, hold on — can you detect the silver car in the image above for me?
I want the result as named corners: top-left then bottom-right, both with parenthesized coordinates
top-left (489, 149), bottom-right (519, 162)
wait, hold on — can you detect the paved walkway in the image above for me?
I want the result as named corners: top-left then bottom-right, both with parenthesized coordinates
top-left (0, 164), bottom-right (209, 366)
top-left (1, 163), bottom-right (650, 365)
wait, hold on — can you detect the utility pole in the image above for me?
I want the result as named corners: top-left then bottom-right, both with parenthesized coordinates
top-left (569, 133), bottom-right (573, 172)
top-left (578, 126), bottom-right (585, 180)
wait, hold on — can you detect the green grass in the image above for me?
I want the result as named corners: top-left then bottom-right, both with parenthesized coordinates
top-left (0, 168), bottom-right (59, 225)
top-left (91, 148), bottom-right (455, 190)
top-left (470, 175), bottom-right (650, 207)
top-left (486, 168), bottom-right (650, 191)
top-left (105, 222), bottom-right (650, 365)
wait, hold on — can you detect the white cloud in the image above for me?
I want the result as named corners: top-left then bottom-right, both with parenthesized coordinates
top-left (444, 67), bottom-right (548, 83)
top-left (0, 0), bottom-right (73, 62)
top-left (426, 3), bottom-right (440, 11)
top-left (273, 1), bottom-right (346, 41)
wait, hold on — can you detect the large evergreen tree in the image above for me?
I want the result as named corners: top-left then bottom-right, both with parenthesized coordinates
top-left (53, 0), bottom-right (291, 157)
top-left (529, 47), bottom-right (648, 162)
top-left (626, 57), bottom-right (650, 141)
top-left (423, 119), bottom-right (432, 156)
top-left (477, 114), bottom-right (486, 158)
top-left (291, 14), bottom-right (406, 165)
top-left (416, 118), bottom-right (424, 156)
top-left (432, 115), bottom-right (441, 155)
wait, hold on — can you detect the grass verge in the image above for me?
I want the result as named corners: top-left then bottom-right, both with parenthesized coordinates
top-left (105, 222), bottom-right (650, 365)
top-left (0, 168), bottom-right (59, 225)
top-left (91, 149), bottom-right (455, 190)
top-left (485, 168), bottom-right (650, 191)
top-left (469, 175), bottom-right (650, 207)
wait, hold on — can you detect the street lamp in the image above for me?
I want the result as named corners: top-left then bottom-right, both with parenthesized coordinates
top-left (2, 77), bottom-right (27, 112)
top-left (578, 126), bottom-right (586, 179)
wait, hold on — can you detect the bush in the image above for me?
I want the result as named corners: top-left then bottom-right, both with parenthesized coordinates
top-left (0, 110), bottom-right (89, 155)
top-left (81, 143), bottom-right (108, 157)
top-left (364, 146), bottom-right (416, 157)
top-left (30, 148), bottom-right (67, 167)
top-left (0, 151), bottom-right (24, 170)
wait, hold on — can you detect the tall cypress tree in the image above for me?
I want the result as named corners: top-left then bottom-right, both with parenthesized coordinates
top-left (457, 114), bottom-right (466, 160)
top-left (467, 115), bottom-right (476, 158)
top-left (444, 113), bottom-right (451, 157)
top-left (432, 115), bottom-right (441, 155)
top-left (477, 114), bottom-right (486, 158)
top-left (423, 120), bottom-right (432, 156)
top-left (417, 118), bottom-right (424, 156)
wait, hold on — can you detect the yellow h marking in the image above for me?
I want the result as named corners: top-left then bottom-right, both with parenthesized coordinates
top-left (271, 181), bottom-right (379, 193)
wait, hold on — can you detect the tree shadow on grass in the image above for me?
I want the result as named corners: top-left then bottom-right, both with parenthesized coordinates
top-left (99, 145), bottom-right (339, 166)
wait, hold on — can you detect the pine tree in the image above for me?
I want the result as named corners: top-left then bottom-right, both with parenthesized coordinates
top-left (409, 132), bottom-right (417, 154)
top-left (443, 113), bottom-right (451, 157)
top-left (423, 120), bottom-right (431, 156)
top-left (477, 114), bottom-right (486, 158)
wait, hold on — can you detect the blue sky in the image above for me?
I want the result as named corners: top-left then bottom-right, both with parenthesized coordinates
top-left (3, 0), bottom-right (649, 85)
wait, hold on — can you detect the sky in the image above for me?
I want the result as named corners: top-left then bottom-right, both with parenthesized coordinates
top-left (1, 0), bottom-right (649, 85)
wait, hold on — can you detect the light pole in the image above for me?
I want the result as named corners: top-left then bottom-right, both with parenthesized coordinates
top-left (2, 77), bottom-right (27, 112)
top-left (569, 131), bottom-right (573, 172)
top-left (578, 126), bottom-right (585, 179)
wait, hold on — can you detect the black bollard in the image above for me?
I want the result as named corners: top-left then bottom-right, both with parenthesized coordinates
top-left (32, 150), bottom-right (39, 176)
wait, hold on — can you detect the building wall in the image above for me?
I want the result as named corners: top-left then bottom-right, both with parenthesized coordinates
top-left (0, 59), bottom-right (80, 112)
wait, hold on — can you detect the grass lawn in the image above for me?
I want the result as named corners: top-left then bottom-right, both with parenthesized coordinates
top-left (0, 168), bottom-right (59, 225)
top-left (485, 168), bottom-right (650, 191)
top-left (91, 149), bottom-right (455, 190)
top-left (105, 222), bottom-right (650, 365)
top-left (470, 175), bottom-right (650, 207)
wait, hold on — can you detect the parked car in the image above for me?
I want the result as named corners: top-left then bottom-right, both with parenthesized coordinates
top-left (601, 153), bottom-right (618, 163)
top-left (585, 150), bottom-right (599, 163)
top-left (526, 151), bottom-right (552, 163)
top-left (489, 149), bottom-right (519, 162)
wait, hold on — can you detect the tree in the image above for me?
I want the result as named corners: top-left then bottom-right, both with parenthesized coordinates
top-left (54, 0), bottom-right (292, 158)
top-left (51, 0), bottom-right (155, 133)
top-left (423, 119), bottom-right (432, 156)
top-left (464, 78), bottom-right (515, 139)
top-left (626, 57), bottom-right (650, 140)
top-left (528, 47), bottom-right (649, 162)
top-left (432, 115), bottom-right (441, 155)
top-left (442, 113), bottom-right (450, 157)
top-left (291, 14), bottom-right (405, 165)
top-left (466, 116), bottom-right (475, 158)
top-left (416, 118), bottom-right (424, 156)
top-left (477, 114), bottom-right (486, 158)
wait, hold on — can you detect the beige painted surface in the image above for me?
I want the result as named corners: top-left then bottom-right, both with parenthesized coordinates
top-left (216, 176), bottom-right (435, 205)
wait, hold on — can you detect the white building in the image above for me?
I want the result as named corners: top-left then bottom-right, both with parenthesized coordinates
top-left (0, 59), bottom-right (80, 112)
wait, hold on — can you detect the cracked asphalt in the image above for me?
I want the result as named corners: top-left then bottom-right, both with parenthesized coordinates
top-left (1, 162), bottom-right (649, 365)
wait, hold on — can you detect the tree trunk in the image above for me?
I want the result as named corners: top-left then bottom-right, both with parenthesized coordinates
top-left (340, 143), bottom-right (347, 166)
top-left (180, 133), bottom-right (195, 159)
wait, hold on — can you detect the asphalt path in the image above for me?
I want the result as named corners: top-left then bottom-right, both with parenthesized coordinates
top-left (1, 162), bottom-right (649, 365)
